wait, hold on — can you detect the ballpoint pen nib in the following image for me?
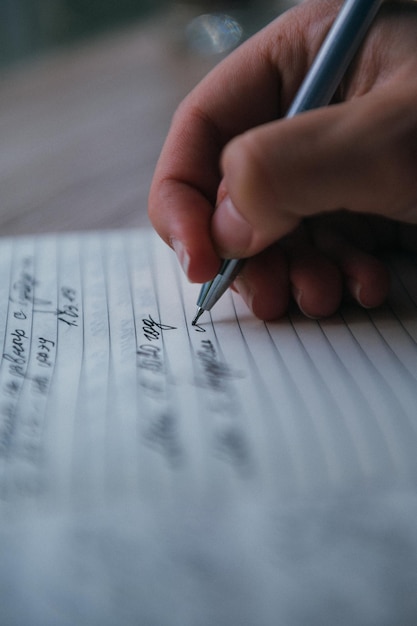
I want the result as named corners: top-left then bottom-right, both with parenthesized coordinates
top-left (192, 307), bottom-right (204, 326)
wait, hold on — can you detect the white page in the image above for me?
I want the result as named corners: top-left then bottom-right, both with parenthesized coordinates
top-left (1, 231), bottom-right (417, 625)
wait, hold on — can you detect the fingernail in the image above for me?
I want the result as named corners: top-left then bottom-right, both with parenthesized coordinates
top-left (212, 195), bottom-right (252, 256)
top-left (347, 279), bottom-right (371, 308)
top-left (293, 288), bottom-right (321, 320)
top-left (171, 239), bottom-right (190, 276)
top-left (234, 276), bottom-right (254, 311)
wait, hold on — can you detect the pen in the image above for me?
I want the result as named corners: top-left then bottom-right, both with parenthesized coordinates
top-left (192, 0), bottom-right (383, 326)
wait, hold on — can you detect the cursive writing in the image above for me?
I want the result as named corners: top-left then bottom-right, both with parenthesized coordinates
top-left (196, 339), bottom-right (240, 391)
top-left (142, 314), bottom-right (176, 342)
top-left (3, 329), bottom-right (29, 377)
top-left (144, 410), bottom-right (182, 466)
top-left (36, 337), bottom-right (55, 368)
top-left (215, 426), bottom-right (250, 473)
top-left (137, 344), bottom-right (164, 374)
top-left (136, 344), bottom-right (166, 397)
top-left (11, 267), bottom-right (51, 307)
top-left (0, 402), bottom-right (15, 454)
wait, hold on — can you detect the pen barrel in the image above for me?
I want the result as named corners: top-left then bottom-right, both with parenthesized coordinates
top-left (194, 0), bottom-right (383, 318)
top-left (286, 0), bottom-right (383, 117)
top-left (197, 259), bottom-right (244, 310)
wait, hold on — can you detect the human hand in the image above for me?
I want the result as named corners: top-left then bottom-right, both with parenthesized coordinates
top-left (148, 0), bottom-right (417, 319)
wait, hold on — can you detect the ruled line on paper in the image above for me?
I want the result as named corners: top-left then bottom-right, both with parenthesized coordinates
top-left (0, 240), bottom-right (21, 485)
top-left (342, 305), bottom-right (417, 435)
top-left (269, 307), bottom-right (397, 485)
top-left (8, 236), bottom-right (60, 498)
top-left (67, 234), bottom-right (110, 508)
top-left (43, 233), bottom-right (84, 507)
top-left (265, 313), bottom-right (371, 488)
top-left (231, 308), bottom-right (331, 493)
top-left (321, 308), bottom-right (417, 481)
top-left (103, 232), bottom-right (141, 498)
top-left (0, 229), bottom-right (417, 511)
top-left (1, 239), bottom-right (40, 500)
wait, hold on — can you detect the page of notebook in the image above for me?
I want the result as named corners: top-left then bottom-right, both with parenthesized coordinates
top-left (1, 229), bottom-right (417, 625)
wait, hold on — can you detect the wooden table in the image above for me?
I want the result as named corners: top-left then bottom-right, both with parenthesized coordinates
top-left (0, 7), bottom-right (221, 236)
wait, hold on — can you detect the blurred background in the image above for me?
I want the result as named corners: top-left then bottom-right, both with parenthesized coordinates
top-left (0, 0), bottom-right (299, 236)
top-left (1, 0), bottom-right (299, 69)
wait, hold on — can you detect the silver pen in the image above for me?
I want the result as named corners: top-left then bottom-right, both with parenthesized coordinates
top-left (192, 0), bottom-right (382, 326)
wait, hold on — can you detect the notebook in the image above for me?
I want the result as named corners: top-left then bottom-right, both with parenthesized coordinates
top-left (1, 228), bottom-right (417, 625)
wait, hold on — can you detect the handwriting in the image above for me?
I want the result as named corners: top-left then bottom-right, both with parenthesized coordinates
top-left (28, 285), bottom-right (80, 328)
top-left (31, 375), bottom-right (49, 395)
top-left (11, 270), bottom-right (35, 304)
top-left (56, 287), bottom-right (79, 327)
top-left (57, 304), bottom-right (79, 327)
top-left (136, 344), bottom-right (166, 397)
top-left (137, 344), bottom-right (164, 374)
top-left (215, 426), bottom-right (250, 473)
top-left (196, 339), bottom-right (240, 391)
top-left (2, 358), bottom-right (25, 378)
top-left (61, 286), bottom-right (76, 302)
top-left (36, 337), bottom-right (55, 368)
top-left (145, 411), bottom-right (182, 466)
top-left (3, 329), bottom-right (29, 377)
top-left (142, 314), bottom-right (176, 342)
top-left (4, 379), bottom-right (21, 397)
top-left (192, 322), bottom-right (206, 333)
top-left (0, 402), bottom-right (15, 454)
top-left (10, 329), bottom-right (28, 360)
top-left (11, 269), bottom-right (51, 307)
top-left (13, 310), bottom-right (27, 321)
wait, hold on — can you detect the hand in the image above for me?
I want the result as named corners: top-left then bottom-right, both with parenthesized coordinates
top-left (148, 0), bottom-right (417, 319)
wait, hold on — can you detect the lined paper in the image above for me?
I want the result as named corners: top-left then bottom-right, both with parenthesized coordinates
top-left (1, 230), bottom-right (417, 625)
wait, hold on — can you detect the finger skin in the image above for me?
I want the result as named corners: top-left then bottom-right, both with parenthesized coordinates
top-left (149, 0), bottom-right (417, 318)
top-left (308, 217), bottom-right (391, 309)
top-left (233, 245), bottom-right (290, 321)
top-left (231, 213), bottom-right (394, 320)
top-left (215, 79), bottom-right (417, 258)
top-left (148, 0), bottom-right (343, 281)
top-left (212, 2), bottom-right (417, 258)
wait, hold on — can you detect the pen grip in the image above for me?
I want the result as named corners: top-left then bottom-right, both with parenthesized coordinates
top-left (197, 259), bottom-right (244, 310)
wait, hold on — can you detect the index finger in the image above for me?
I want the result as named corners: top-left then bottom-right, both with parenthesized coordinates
top-left (148, 0), bottom-right (341, 282)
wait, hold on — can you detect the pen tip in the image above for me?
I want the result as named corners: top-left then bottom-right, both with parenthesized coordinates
top-left (192, 307), bottom-right (204, 326)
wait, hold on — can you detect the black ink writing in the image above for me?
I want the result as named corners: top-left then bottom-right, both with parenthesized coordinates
top-left (11, 271), bottom-right (36, 304)
top-left (2, 357), bottom-right (25, 378)
top-left (192, 323), bottom-right (206, 333)
top-left (36, 337), bottom-right (55, 368)
top-left (215, 426), bottom-right (250, 472)
top-left (61, 286), bottom-right (76, 302)
top-left (142, 314), bottom-right (176, 342)
top-left (57, 304), bottom-right (79, 327)
top-left (136, 344), bottom-right (166, 396)
top-left (145, 411), bottom-right (182, 466)
top-left (3, 329), bottom-right (29, 376)
top-left (13, 310), bottom-right (27, 321)
top-left (12, 269), bottom-right (51, 306)
top-left (57, 286), bottom-right (79, 327)
top-left (0, 403), bottom-right (15, 454)
top-left (11, 329), bottom-right (28, 359)
top-left (31, 375), bottom-right (49, 395)
top-left (137, 344), bottom-right (164, 374)
top-left (4, 379), bottom-right (21, 397)
top-left (196, 339), bottom-right (239, 391)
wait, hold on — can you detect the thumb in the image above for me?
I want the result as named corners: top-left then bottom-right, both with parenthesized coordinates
top-left (211, 85), bottom-right (417, 258)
